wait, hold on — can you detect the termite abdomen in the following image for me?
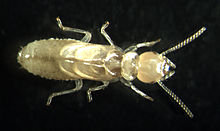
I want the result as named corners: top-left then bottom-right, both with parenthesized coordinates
top-left (17, 38), bottom-right (123, 81)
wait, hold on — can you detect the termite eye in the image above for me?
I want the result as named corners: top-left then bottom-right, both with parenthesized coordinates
top-left (137, 52), bottom-right (165, 83)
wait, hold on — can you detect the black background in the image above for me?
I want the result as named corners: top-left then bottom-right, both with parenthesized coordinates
top-left (1, 0), bottom-right (220, 130)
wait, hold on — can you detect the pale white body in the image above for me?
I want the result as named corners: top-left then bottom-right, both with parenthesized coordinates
top-left (18, 39), bottom-right (123, 81)
top-left (17, 17), bottom-right (206, 118)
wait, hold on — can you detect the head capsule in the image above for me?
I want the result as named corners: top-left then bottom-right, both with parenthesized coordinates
top-left (137, 52), bottom-right (172, 83)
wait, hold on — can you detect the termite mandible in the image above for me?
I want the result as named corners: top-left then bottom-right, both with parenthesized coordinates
top-left (17, 17), bottom-right (206, 118)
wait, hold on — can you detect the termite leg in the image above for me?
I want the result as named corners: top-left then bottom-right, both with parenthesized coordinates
top-left (124, 39), bottom-right (161, 53)
top-left (46, 79), bottom-right (83, 106)
top-left (157, 80), bottom-right (194, 118)
top-left (101, 21), bottom-right (115, 46)
top-left (100, 21), bottom-right (123, 51)
top-left (87, 81), bottom-right (109, 102)
top-left (56, 17), bottom-right (92, 42)
top-left (120, 78), bottom-right (154, 101)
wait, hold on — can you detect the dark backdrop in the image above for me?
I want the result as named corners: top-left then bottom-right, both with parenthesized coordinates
top-left (1, 0), bottom-right (219, 130)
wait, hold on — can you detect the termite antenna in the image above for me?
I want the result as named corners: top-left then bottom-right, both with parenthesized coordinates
top-left (157, 80), bottom-right (194, 118)
top-left (161, 27), bottom-right (206, 56)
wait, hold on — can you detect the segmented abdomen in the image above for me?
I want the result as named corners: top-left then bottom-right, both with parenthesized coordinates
top-left (17, 39), bottom-right (122, 81)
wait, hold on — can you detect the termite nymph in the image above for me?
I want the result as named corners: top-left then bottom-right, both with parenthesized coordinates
top-left (17, 17), bottom-right (206, 118)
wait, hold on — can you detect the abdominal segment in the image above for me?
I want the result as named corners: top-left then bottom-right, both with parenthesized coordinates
top-left (17, 39), bottom-right (83, 80)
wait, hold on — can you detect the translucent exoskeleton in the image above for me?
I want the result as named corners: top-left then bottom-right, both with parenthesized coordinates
top-left (17, 17), bottom-right (206, 118)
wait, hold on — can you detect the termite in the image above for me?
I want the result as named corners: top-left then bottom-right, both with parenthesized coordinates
top-left (17, 17), bottom-right (206, 118)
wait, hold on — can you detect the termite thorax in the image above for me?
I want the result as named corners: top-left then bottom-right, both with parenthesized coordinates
top-left (121, 52), bottom-right (139, 81)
